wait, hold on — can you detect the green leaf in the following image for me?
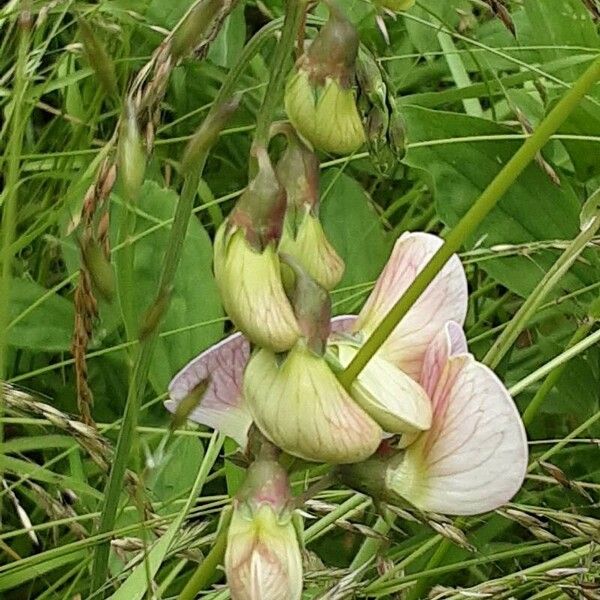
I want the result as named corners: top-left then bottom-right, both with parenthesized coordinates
top-left (147, 435), bottom-right (204, 510)
top-left (7, 279), bottom-right (75, 352)
top-left (403, 106), bottom-right (600, 298)
top-left (113, 181), bottom-right (224, 394)
top-left (320, 171), bottom-right (392, 314)
top-left (207, 1), bottom-right (246, 68)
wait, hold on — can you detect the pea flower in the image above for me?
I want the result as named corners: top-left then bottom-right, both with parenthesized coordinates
top-left (225, 456), bottom-right (303, 600)
top-left (213, 147), bottom-right (300, 352)
top-left (284, 4), bottom-right (365, 155)
top-left (167, 232), bottom-right (528, 514)
top-left (275, 126), bottom-right (345, 290)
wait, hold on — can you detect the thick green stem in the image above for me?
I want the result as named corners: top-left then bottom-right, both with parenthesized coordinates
top-left (177, 525), bottom-right (229, 600)
top-left (89, 171), bottom-right (202, 594)
top-left (338, 56), bottom-right (600, 388)
top-left (484, 215), bottom-right (600, 369)
top-left (522, 320), bottom-right (593, 427)
top-left (252, 0), bottom-right (308, 151)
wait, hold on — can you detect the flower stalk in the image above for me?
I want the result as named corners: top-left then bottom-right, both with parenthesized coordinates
top-left (338, 55), bottom-right (600, 389)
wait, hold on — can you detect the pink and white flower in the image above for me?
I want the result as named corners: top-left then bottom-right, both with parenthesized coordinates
top-left (166, 231), bottom-right (528, 515)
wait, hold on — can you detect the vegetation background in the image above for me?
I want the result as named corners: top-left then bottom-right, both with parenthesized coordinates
top-left (0, 0), bottom-right (599, 598)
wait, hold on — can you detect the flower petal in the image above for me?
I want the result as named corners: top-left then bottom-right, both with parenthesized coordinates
top-left (330, 314), bottom-right (358, 334)
top-left (334, 342), bottom-right (432, 434)
top-left (419, 321), bottom-right (467, 397)
top-left (245, 345), bottom-right (382, 464)
top-left (388, 355), bottom-right (528, 515)
top-left (165, 333), bottom-right (252, 447)
top-left (355, 232), bottom-right (468, 380)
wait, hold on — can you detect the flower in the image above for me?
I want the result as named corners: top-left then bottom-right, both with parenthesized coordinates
top-left (212, 148), bottom-right (300, 352)
top-left (167, 232), bottom-right (528, 514)
top-left (274, 127), bottom-right (345, 290)
top-left (225, 458), bottom-right (303, 600)
top-left (284, 5), bottom-right (365, 155)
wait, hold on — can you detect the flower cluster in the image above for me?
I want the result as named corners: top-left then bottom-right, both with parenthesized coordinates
top-left (165, 4), bottom-right (528, 598)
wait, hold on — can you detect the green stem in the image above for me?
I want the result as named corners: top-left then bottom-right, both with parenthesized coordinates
top-left (177, 526), bottom-right (229, 600)
top-left (89, 171), bottom-right (202, 595)
top-left (522, 320), bottom-right (594, 427)
top-left (484, 215), bottom-right (600, 369)
top-left (252, 0), bottom-right (308, 150)
top-left (338, 56), bottom-right (600, 388)
top-left (349, 516), bottom-right (390, 570)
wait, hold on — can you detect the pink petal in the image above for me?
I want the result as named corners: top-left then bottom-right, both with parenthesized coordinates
top-left (330, 314), bottom-right (358, 334)
top-left (354, 232), bottom-right (468, 381)
top-left (165, 333), bottom-right (252, 447)
top-left (391, 356), bottom-right (528, 515)
top-left (419, 321), bottom-right (467, 398)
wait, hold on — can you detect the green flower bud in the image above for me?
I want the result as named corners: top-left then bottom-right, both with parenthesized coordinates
top-left (244, 344), bottom-right (382, 464)
top-left (225, 459), bottom-right (303, 600)
top-left (274, 126), bottom-right (345, 289)
top-left (280, 210), bottom-right (344, 290)
top-left (118, 100), bottom-right (146, 201)
top-left (284, 6), bottom-right (365, 155)
top-left (214, 226), bottom-right (300, 353)
top-left (214, 148), bottom-right (301, 352)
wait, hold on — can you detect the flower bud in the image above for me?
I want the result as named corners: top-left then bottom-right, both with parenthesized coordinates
top-left (171, 0), bottom-right (221, 61)
top-left (330, 341), bottom-right (432, 434)
top-left (213, 149), bottom-right (300, 352)
top-left (225, 459), bottom-right (303, 600)
top-left (280, 211), bottom-right (345, 290)
top-left (244, 344), bottom-right (382, 464)
top-left (118, 99), bottom-right (146, 200)
top-left (274, 127), bottom-right (345, 289)
top-left (284, 6), bottom-right (365, 155)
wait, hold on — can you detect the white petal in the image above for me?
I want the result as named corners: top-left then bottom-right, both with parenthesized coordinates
top-left (388, 356), bottom-right (528, 515)
top-left (166, 333), bottom-right (252, 447)
top-left (330, 314), bottom-right (358, 334)
top-left (419, 321), bottom-right (467, 397)
top-left (335, 342), bottom-right (432, 434)
top-left (355, 232), bottom-right (468, 380)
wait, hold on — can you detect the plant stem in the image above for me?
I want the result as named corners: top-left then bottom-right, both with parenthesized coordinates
top-left (484, 215), bottom-right (600, 369)
top-left (252, 0), bottom-right (308, 151)
top-left (177, 525), bottom-right (229, 600)
top-left (89, 170), bottom-right (202, 594)
top-left (338, 56), bottom-right (600, 389)
top-left (522, 320), bottom-right (593, 427)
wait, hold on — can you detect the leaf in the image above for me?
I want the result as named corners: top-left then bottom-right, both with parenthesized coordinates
top-left (113, 181), bottom-right (224, 394)
top-left (207, 1), bottom-right (246, 68)
top-left (320, 171), bottom-right (392, 314)
top-left (403, 105), bottom-right (600, 298)
top-left (147, 436), bottom-right (204, 510)
top-left (7, 279), bottom-right (75, 352)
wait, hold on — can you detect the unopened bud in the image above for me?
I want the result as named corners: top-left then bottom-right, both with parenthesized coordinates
top-left (78, 18), bottom-right (118, 99)
top-left (225, 459), bottom-right (302, 600)
top-left (80, 236), bottom-right (115, 302)
top-left (171, 0), bottom-right (221, 60)
top-left (181, 96), bottom-right (240, 174)
top-left (244, 344), bottom-right (382, 464)
top-left (214, 150), bottom-right (300, 352)
top-left (118, 100), bottom-right (146, 200)
top-left (284, 6), bottom-right (365, 154)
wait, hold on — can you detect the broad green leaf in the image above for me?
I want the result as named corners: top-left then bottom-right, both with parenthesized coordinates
top-left (113, 181), bottom-right (223, 394)
top-left (208, 1), bottom-right (246, 68)
top-left (147, 435), bottom-right (204, 510)
top-left (403, 105), bottom-right (600, 298)
top-left (7, 279), bottom-right (74, 352)
top-left (320, 170), bottom-right (392, 314)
